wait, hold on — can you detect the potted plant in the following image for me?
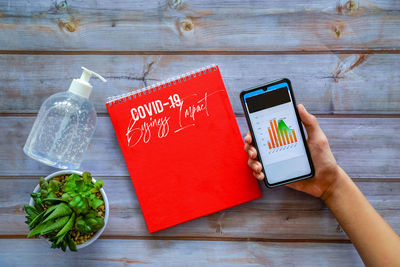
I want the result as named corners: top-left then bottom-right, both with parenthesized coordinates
top-left (24, 170), bottom-right (109, 251)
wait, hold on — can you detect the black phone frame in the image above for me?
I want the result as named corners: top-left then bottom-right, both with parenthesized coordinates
top-left (240, 78), bottom-right (315, 188)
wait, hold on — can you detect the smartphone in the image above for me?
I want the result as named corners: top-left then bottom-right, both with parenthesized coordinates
top-left (240, 78), bottom-right (314, 188)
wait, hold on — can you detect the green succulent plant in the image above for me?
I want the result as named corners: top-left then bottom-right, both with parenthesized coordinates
top-left (24, 172), bottom-right (105, 252)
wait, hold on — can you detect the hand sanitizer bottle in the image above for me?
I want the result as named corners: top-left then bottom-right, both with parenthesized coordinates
top-left (24, 67), bottom-right (107, 169)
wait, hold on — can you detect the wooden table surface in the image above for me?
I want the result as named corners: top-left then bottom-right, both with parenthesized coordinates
top-left (1, 0), bottom-right (399, 266)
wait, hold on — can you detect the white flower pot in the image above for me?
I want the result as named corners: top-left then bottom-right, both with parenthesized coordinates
top-left (29, 170), bottom-right (109, 250)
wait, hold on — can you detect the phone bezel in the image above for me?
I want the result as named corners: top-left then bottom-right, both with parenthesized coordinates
top-left (240, 78), bottom-right (315, 188)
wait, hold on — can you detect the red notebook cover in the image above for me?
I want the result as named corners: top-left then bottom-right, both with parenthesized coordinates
top-left (106, 65), bottom-right (261, 233)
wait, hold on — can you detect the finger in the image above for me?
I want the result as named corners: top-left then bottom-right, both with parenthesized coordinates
top-left (248, 159), bottom-right (262, 173)
top-left (297, 104), bottom-right (323, 139)
top-left (244, 131), bottom-right (252, 144)
top-left (248, 146), bottom-right (258, 159)
top-left (253, 171), bottom-right (265, 181)
top-left (245, 144), bottom-right (258, 159)
top-left (244, 142), bottom-right (251, 153)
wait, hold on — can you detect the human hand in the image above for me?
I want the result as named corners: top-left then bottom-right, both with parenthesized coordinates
top-left (244, 104), bottom-right (340, 199)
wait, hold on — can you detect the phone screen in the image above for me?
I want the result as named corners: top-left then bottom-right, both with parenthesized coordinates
top-left (243, 82), bottom-right (312, 185)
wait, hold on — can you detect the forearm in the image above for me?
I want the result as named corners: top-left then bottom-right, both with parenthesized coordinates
top-left (323, 167), bottom-right (400, 266)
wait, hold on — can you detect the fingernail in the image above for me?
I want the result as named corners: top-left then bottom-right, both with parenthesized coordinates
top-left (249, 150), bottom-right (253, 157)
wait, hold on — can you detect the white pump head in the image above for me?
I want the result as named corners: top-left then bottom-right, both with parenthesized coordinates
top-left (68, 67), bottom-right (107, 98)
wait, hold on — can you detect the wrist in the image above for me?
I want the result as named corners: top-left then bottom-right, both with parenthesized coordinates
top-left (320, 165), bottom-right (348, 203)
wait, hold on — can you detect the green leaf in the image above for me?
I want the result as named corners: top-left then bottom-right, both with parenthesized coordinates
top-left (24, 205), bottom-right (38, 217)
top-left (61, 240), bottom-right (67, 252)
top-left (56, 231), bottom-right (67, 245)
top-left (74, 212), bottom-right (104, 234)
top-left (61, 193), bottom-right (70, 202)
top-left (68, 174), bottom-right (81, 182)
top-left (24, 206), bottom-right (42, 227)
top-left (47, 192), bottom-right (57, 199)
top-left (63, 181), bottom-right (75, 193)
top-left (39, 177), bottom-right (48, 190)
top-left (63, 174), bottom-right (79, 193)
top-left (43, 203), bottom-right (72, 223)
top-left (41, 216), bottom-right (69, 235)
top-left (49, 179), bottom-right (59, 192)
top-left (86, 210), bottom-right (97, 218)
top-left (86, 217), bottom-right (104, 232)
top-left (42, 198), bottom-right (67, 204)
top-left (35, 204), bottom-right (44, 212)
top-left (75, 216), bottom-right (92, 234)
top-left (31, 192), bottom-right (41, 199)
top-left (40, 189), bottom-right (48, 199)
top-left (82, 172), bottom-right (92, 184)
top-left (66, 234), bottom-right (77, 252)
top-left (27, 221), bottom-right (47, 238)
top-left (75, 180), bottom-right (85, 192)
top-left (36, 220), bottom-right (53, 235)
top-left (93, 218), bottom-right (104, 231)
top-left (28, 210), bottom-right (45, 229)
top-left (69, 196), bottom-right (82, 207)
top-left (43, 204), bottom-right (58, 217)
top-left (56, 213), bottom-right (75, 237)
top-left (30, 192), bottom-right (44, 212)
top-left (89, 198), bottom-right (103, 209)
top-left (94, 180), bottom-right (104, 189)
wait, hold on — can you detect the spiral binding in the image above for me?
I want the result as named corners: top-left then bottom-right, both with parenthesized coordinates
top-left (107, 64), bottom-right (218, 106)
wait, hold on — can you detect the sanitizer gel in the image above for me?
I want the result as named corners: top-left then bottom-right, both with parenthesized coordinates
top-left (24, 67), bottom-right (107, 169)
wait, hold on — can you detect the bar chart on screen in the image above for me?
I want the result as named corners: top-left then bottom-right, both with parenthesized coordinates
top-left (250, 102), bottom-right (306, 165)
top-left (267, 118), bottom-right (298, 152)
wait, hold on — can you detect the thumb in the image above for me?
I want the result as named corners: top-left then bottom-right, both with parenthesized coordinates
top-left (297, 104), bottom-right (322, 139)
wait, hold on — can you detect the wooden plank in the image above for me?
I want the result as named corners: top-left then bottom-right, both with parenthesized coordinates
top-left (1, 178), bottom-right (399, 239)
top-left (1, 116), bottom-right (399, 178)
top-left (1, 54), bottom-right (400, 114)
top-left (0, 239), bottom-right (363, 267)
top-left (0, 0), bottom-right (398, 51)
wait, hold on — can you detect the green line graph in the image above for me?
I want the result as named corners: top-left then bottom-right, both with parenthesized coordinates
top-left (278, 119), bottom-right (294, 135)
top-left (267, 118), bottom-right (298, 149)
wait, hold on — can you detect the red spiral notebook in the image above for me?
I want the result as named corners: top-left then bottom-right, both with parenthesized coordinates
top-left (106, 65), bottom-right (261, 233)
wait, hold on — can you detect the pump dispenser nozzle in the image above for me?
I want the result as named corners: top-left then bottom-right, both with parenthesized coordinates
top-left (68, 66), bottom-right (107, 98)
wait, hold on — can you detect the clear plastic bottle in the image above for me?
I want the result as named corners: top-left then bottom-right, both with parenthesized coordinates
top-left (24, 67), bottom-right (106, 169)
